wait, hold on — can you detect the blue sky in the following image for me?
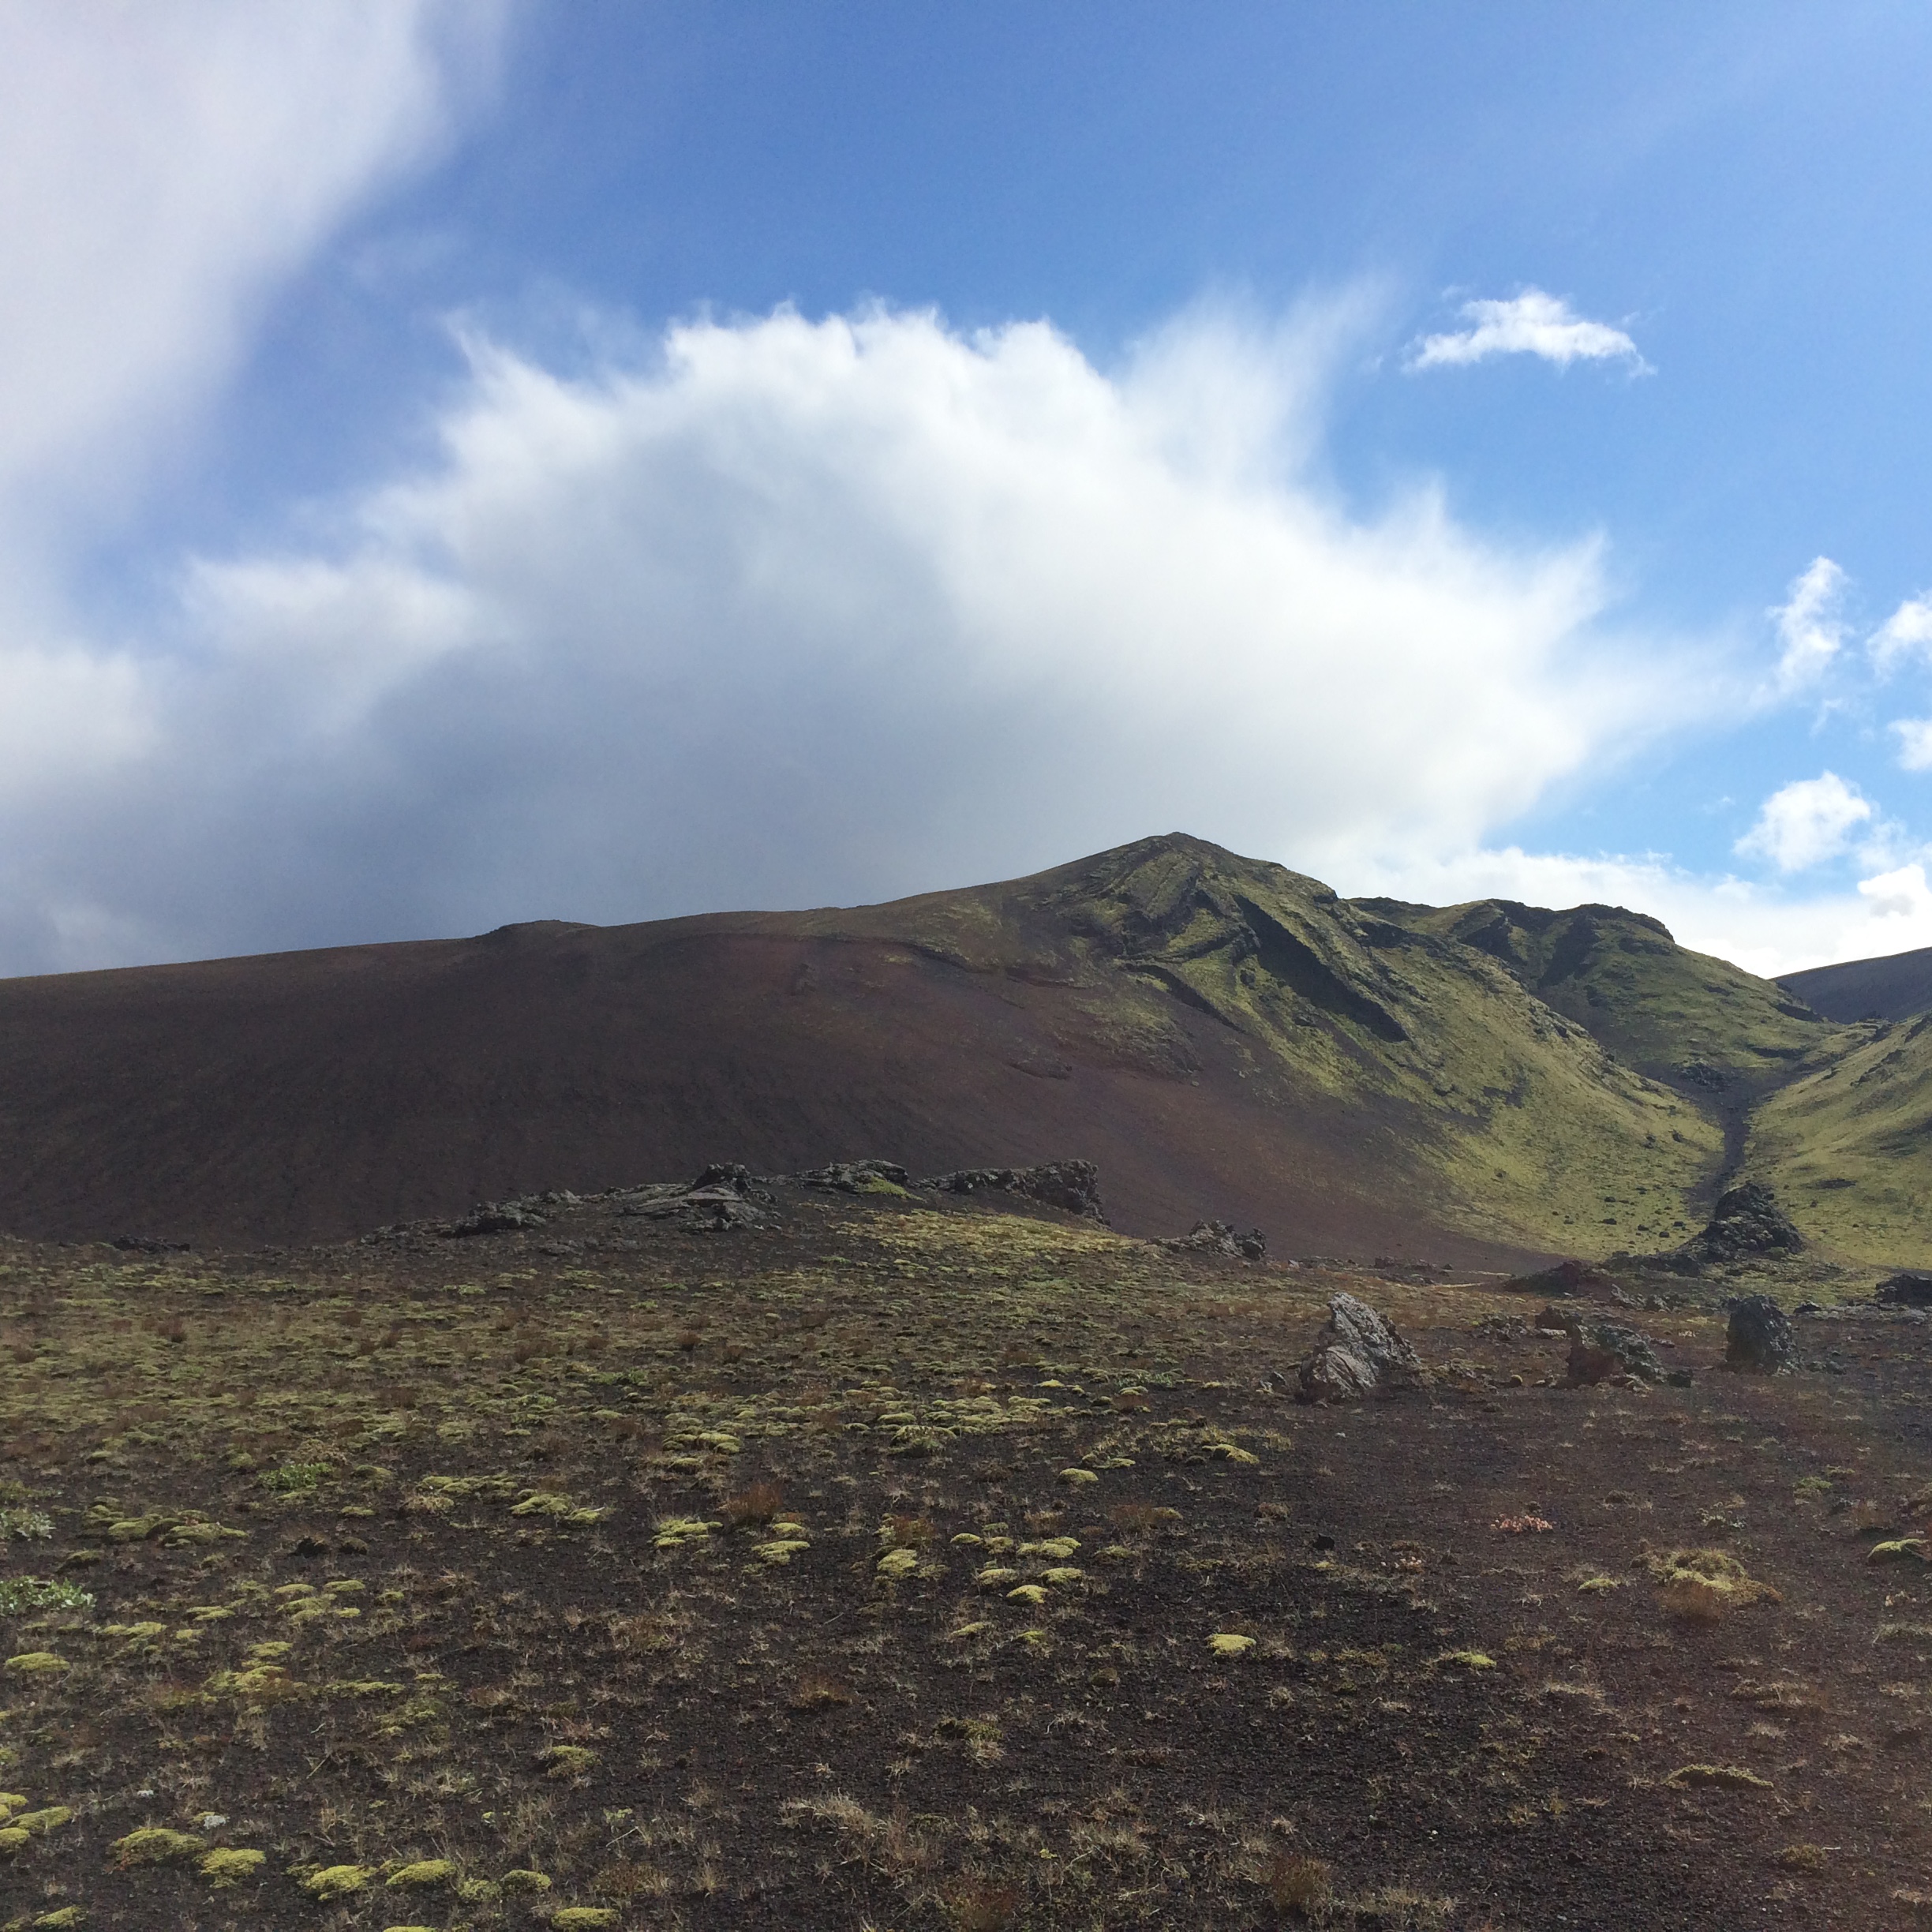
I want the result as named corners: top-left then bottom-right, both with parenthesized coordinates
top-left (6, 2), bottom-right (1932, 975)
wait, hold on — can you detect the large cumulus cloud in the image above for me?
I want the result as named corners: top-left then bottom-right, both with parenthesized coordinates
top-left (0, 300), bottom-right (1685, 969)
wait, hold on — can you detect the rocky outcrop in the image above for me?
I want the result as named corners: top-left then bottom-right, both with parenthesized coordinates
top-left (1164, 1219), bottom-right (1266, 1261)
top-left (923, 1160), bottom-right (1106, 1222)
top-left (798, 1159), bottom-right (913, 1194)
top-left (1294, 1293), bottom-right (1425, 1403)
top-left (612, 1165), bottom-right (774, 1231)
top-left (1725, 1294), bottom-right (1795, 1372)
top-left (1679, 1181), bottom-right (1805, 1265)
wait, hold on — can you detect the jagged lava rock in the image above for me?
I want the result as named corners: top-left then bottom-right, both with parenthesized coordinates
top-left (1726, 1294), bottom-right (1796, 1372)
top-left (1502, 1257), bottom-right (1623, 1300)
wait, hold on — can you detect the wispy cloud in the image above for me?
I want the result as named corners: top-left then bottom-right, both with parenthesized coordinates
top-left (1735, 771), bottom-right (1873, 871)
top-left (1406, 289), bottom-right (1649, 373)
top-left (1765, 556), bottom-right (1848, 696)
top-left (1890, 718), bottom-right (1932, 771)
top-left (1872, 593), bottom-right (1932, 674)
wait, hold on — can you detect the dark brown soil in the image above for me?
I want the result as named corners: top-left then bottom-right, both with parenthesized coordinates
top-left (2, 1183), bottom-right (1929, 1930)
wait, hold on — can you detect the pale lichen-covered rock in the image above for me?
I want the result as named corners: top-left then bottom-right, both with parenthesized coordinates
top-left (1563, 1317), bottom-right (1664, 1385)
top-left (1294, 1294), bottom-right (1425, 1402)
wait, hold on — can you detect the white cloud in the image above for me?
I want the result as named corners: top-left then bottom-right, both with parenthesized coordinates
top-left (1765, 555), bottom-right (1848, 695)
top-left (1735, 771), bottom-right (1873, 871)
top-left (0, 301), bottom-right (1706, 972)
top-left (1891, 718), bottom-right (1932, 772)
top-left (1406, 290), bottom-right (1649, 373)
top-left (1872, 594), bottom-right (1932, 673)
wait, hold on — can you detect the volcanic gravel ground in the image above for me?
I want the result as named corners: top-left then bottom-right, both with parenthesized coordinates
top-left (0, 1184), bottom-right (1929, 1929)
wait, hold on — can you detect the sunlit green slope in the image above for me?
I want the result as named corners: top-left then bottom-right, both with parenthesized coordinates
top-left (1748, 1013), bottom-right (1932, 1266)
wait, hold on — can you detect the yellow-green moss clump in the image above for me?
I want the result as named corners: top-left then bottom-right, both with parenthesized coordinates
top-left (302, 1863), bottom-right (374, 1899)
top-left (110, 1826), bottom-right (203, 1866)
top-left (552, 1911), bottom-right (620, 1930)
top-left (386, 1856), bottom-right (458, 1888)
top-left (199, 1847), bottom-right (265, 1885)
top-left (2, 1652), bottom-right (67, 1676)
top-left (11, 1807), bottom-right (73, 1837)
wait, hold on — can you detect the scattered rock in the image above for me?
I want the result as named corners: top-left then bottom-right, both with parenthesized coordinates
top-left (1294, 1293), bottom-right (1425, 1403)
top-left (1561, 1316), bottom-right (1664, 1387)
top-left (1876, 1271), bottom-right (1932, 1309)
top-left (616, 1165), bottom-right (774, 1232)
top-left (1164, 1219), bottom-right (1266, 1261)
top-left (923, 1160), bottom-right (1106, 1222)
top-left (1726, 1294), bottom-right (1796, 1373)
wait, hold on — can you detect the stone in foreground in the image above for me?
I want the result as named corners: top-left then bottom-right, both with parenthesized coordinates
top-left (1294, 1292), bottom-right (1425, 1403)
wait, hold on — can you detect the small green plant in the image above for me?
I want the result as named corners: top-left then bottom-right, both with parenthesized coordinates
top-left (0, 1507), bottom-right (52, 1541)
top-left (260, 1461), bottom-right (330, 1496)
top-left (0, 1578), bottom-right (91, 1615)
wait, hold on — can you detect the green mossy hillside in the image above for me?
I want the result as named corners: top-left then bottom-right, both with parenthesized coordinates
top-left (1747, 1012), bottom-right (1932, 1265)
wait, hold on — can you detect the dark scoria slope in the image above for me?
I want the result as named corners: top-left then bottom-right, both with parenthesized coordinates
top-left (0, 834), bottom-right (1848, 1258)
top-left (1779, 941), bottom-right (1932, 1022)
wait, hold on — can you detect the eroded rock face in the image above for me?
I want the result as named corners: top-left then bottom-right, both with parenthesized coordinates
top-left (1294, 1293), bottom-right (1425, 1403)
top-left (923, 1160), bottom-right (1105, 1222)
top-left (1726, 1294), bottom-right (1795, 1373)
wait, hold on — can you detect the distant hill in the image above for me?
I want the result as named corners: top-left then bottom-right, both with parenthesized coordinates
top-left (5, 830), bottom-right (1923, 1264)
top-left (1778, 944), bottom-right (1932, 1022)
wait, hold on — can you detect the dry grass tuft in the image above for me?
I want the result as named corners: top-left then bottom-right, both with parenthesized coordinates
top-left (721, 1480), bottom-right (784, 1526)
top-left (1264, 1848), bottom-right (1334, 1917)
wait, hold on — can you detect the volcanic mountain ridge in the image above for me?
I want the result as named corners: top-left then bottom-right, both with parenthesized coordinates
top-left (0, 832), bottom-right (1923, 1267)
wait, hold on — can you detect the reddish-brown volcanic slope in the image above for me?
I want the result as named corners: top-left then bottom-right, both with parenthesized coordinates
top-left (0, 848), bottom-right (1537, 1264)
